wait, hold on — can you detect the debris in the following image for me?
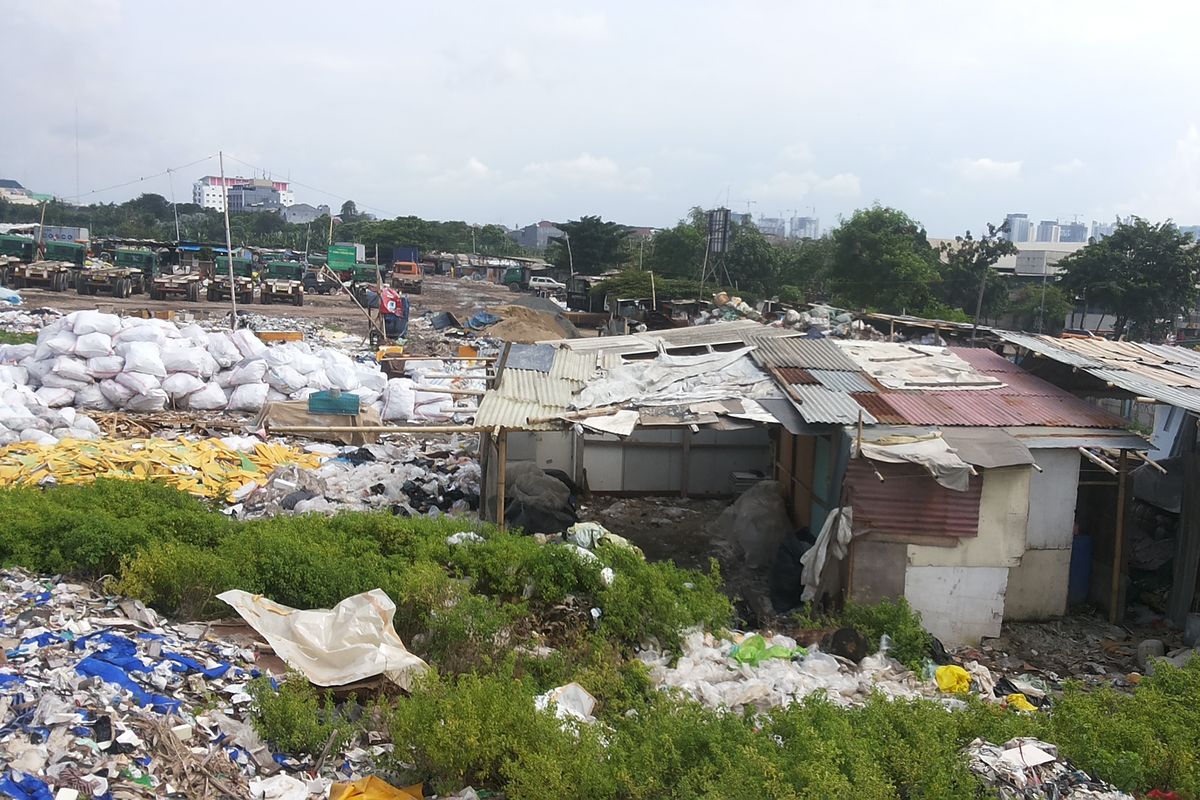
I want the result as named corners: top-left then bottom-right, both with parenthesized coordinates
top-left (218, 588), bottom-right (429, 689)
top-left (964, 737), bottom-right (1133, 799)
top-left (935, 664), bottom-right (972, 694)
top-left (1138, 639), bottom-right (1165, 670)
top-left (729, 633), bottom-right (806, 666)
top-left (534, 682), bottom-right (597, 724)
top-left (1005, 693), bottom-right (1037, 712)
top-left (328, 776), bottom-right (424, 799)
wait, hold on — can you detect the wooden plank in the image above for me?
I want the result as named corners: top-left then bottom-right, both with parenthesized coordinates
top-left (256, 330), bottom-right (304, 342)
top-left (1169, 453), bottom-right (1200, 625)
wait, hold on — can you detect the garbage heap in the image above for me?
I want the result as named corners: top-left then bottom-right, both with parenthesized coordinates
top-left (0, 310), bottom-right (480, 426)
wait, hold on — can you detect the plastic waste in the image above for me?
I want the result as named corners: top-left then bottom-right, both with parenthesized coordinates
top-left (730, 634), bottom-right (806, 666)
top-left (329, 776), bottom-right (424, 800)
top-left (1006, 693), bottom-right (1037, 712)
top-left (535, 682), bottom-right (597, 724)
top-left (935, 664), bottom-right (972, 694)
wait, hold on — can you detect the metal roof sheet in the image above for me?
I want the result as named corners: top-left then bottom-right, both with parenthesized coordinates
top-left (809, 369), bottom-right (878, 394)
top-left (774, 366), bottom-right (818, 385)
top-left (554, 320), bottom-right (780, 355)
top-left (750, 337), bottom-right (861, 371)
top-left (548, 348), bottom-right (598, 383)
top-left (496, 369), bottom-right (578, 407)
top-left (788, 384), bottom-right (877, 424)
top-left (845, 457), bottom-right (982, 538)
top-left (504, 343), bottom-right (556, 372)
top-left (996, 331), bottom-right (1101, 368)
top-left (1003, 426), bottom-right (1150, 450)
top-left (473, 393), bottom-right (566, 431)
top-left (1087, 369), bottom-right (1200, 412)
top-left (850, 393), bottom-right (906, 424)
top-left (879, 391), bottom-right (1126, 428)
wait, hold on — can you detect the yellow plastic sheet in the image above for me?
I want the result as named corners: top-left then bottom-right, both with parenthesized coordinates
top-left (1006, 692), bottom-right (1037, 712)
top-left (0, 436), bottom-right (321, 502)
top-left (935, 664), bottom-right (972, 694)
top-left (329, 776), bottom-right (423, 800)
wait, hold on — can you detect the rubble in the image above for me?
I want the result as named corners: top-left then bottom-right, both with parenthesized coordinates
top-left (0, 308), bottom-right (61, 335)
top-left (964, 737), bottom-right (1133, 799)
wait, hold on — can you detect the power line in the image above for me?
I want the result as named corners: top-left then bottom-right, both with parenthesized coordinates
top-left (222, 154), bottom-right (397, 218)
top-left (66, 154), bottom-right (217, 202)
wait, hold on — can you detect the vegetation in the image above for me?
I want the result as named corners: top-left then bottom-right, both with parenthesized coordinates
top-left (830, 205), bottom-right (942, 314)
top-left (0, 332), bottom-right (36, 345)
top-left (545, 215), bottom-right (632, 275)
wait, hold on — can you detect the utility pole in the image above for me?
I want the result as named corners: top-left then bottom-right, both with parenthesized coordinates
top-left (219, 151), bottom-right (238, 330)
top-left (565, 232), bottom-right (575, 279)
top-left (166, 168), bottom-right (181, 243)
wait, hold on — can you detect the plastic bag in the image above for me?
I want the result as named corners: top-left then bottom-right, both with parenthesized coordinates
top-left (322, 351), bottom-right (360, 391)
top-left (162, 345), bottom-right (209, 376)
top-left (227, 382), bottom-right (269, 412)
top-left (116, 341), bottom-right (167, 377)
top-left (186, 381), bottom-right (228, 410)
top-left (231, 328), bottom-right (267, 360)
top-left (113, 323), bottom-right (165, 345)
top-left (35, 387), bottom-right (75, 408)
top-left (267, 365), bottom-right (308, 394)
top-left (228, 359), bottom-right (268, 386)
top-left (75, 384), bottom-right (114, 410)
top-left (125, 387), bottom-right (168, 412)
top-left (730, 634), bottom-right (805, 666)
top-left (20, 428), bottom-right (58, 445)
top-left (178, 322), bottom-right (210, 346)
top-left (73, 331), bottom-right (113, 359)
top-left (69, 310), bottom-right (122, 336)
top-left (935, 664), bottom-right (971, 694)
top-left (162, 372), bottom-right (205, 400)
top-left (86, 355), bottom-right (125, 379)
top-left (1006, 693), bottom-right (1037, 712)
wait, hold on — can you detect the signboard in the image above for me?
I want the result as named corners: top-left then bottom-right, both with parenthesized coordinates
top-left (38, 225), bottom-right (89, 243)
top-left (326, 244), bottom-right (359, 270)
top-left (706, 209), bottom-right (730, 254)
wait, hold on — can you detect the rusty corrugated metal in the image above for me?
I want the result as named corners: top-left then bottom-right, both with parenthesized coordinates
top-left (787, 384), bottom-right (877, 424)
top-left (750, 337), bottom-right (861, 371)
top-left (845, 457), bottom-right (981, 538)
top-left (774, 366), bottom-right (817, 385)
top-left (850, 393), bottom-right (906, 424)
top-left (879, 391), bottom-right (1125, 428)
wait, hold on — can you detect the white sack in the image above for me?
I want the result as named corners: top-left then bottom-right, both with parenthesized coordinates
top-left (73, 332), bottom-right (113, 359)
top-left (72, 414), bottom-right (101, 435)
top-left (162, 372), bottom-right (205, 400)
top-left (161, 345), bottom-right (209, 376)
top-left (381, 379), bottom-right (417, 421)
top-left (70, 310), bottom-right (122, 336)
top-left (99, 379), bottom-right (135, 407)
top-left (0, 343), bottom-right (35, 363)
top-left (40, 373), bottom-right (90, 391)
top-left (231, 329), bottom-right (267, 360)
top-left (43, 330), bottom-right (77, 356)
top-left (178, 323), bottom-right (210, 346)
top-left (113, 324), bottom-right (165, 345)
top-left (355, 366), bottom-right (387, 394)
top-left (86, 356), bottom-right (124, 379)
top-left (0, 365), bottom-right (28, 386)
top-left (115, 371), bottom-right (162, 396)
top-left (20, 429), bottom-right (58, 445)
top-left (75, 384), bottom-right (114, 411)
top-left (185, 382), bottom-right (228, 410)
top-left (21, 357), bottom-right (52, 383)
top-left (35, 387), bottom-right (75, 408)
top-left (51, 356), bottom-right (92, 384)
top-left (289, 350), bottom-right (321, 375)
top-left (206, 332), bottom-right (242, 368)
top-left (229, 360), bottom-right (268, 386)
top-left (266, 365), bottom-right (307, 394)
top-left (217, 589), bottom-right (428, 689)
top-left (124, 388), bottom-right (168, 412)
top-left (116, 341), bottom-right (167, 378)
top-left (304, 368), bottom-right (330, 390)
top-left (227, 382), bottom-right (269, 412)
top-left (321, 351), bottom-right (359, 391)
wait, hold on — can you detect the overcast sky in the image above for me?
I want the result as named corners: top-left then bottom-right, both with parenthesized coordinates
top-left (5, 1), bottom-right (1200, 236)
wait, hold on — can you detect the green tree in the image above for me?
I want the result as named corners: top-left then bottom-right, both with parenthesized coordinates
top-left (1059, 218), bottom-right (1200, 340)
top-left (646, 215), bottom-right (706, 279)
top-left (936, 221), bottom-right (1018, 325)
top-left (829, 205), bottom-right (941, 313)
top-left (1008, 284), bottom-right (1073, 333)
top-left (725, 221), bottom-right (778, 293)
top-left (775, 236), bottom-right (834, 303)
top-left (339, 200), bottom-right (359, 221)
top-left (547, 216), bottom-right (630, 275)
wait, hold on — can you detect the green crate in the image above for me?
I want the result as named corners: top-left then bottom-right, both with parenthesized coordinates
top-left (307, 390), bottom-right (360, 416)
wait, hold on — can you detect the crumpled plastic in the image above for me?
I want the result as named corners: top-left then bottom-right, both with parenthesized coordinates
top-left (1006, 693), bottom-right (1037, 712)
top-left (730, 634), bottom-right (806, 666)
top-left (329, 776), bottom-right (424, 800)
top-left (534, 682), bottom-right (597, 724)
top-left (218, 588), bottom-right (428, 689)
top-left (936, 665), bottom-right (972, 694)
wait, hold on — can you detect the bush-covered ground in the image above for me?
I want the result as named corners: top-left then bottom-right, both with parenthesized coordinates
top-left (4, 480), bottom-right (1200, 798)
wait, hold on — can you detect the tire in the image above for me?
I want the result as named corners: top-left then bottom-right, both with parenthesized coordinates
top-left (261, 294), bottom-right (271, 305)
top-left (149, 287), bottom-right (160, 301)
top-left (207, 286), bottom-right (218, 302)
top-left (186, 282), bottom-right (200, 303)
top-left (293, 292), bottom-right (304, 307)
top-left (241, 291), bottom-right (254, 305)
top-left (123, 278), bottom-right (133, 298)
top-left (79, 279), bottom-right (90, 296)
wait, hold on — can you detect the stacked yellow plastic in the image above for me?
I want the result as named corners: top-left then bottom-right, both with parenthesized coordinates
top-left (0, 437), bottom-right (321, 501)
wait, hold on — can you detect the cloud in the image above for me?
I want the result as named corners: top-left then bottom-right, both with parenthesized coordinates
top-left (746, 170), bottom-right (861, 202)
top-left (428, 157), bottom-right (495, 186)
top-left (1053, 158), bottom-right (1086, 175)
top-left (521, 153), bottom-right (651, 191)
top-left (951, 157), bottom-right (1022, 181)
top-left (779, 142), bottom-right (814, 164)
top-left (533, 11), bottom-right (609, 43)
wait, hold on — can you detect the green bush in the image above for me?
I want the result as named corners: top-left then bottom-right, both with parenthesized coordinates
top-left (114, 541), bottom-right (246, 618)
top-left (840, 597), bottom-right (933, 671)
top-left (248, 672), bottom-right (358, 757)
top-left (0, 331), bottom-right (36, 345)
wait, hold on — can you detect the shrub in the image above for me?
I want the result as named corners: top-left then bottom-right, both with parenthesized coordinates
top-left (114, 541), bottom-right (246, 618)
top-left (840, 597), bottom-right (932, 671)
top-left (248, 672), bottom-right (358, 757)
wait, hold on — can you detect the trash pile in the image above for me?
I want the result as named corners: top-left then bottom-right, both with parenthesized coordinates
top-left (0, 401), bottom-right (101, 447)
top-left (0, 569), bottom-right (443, 799)
top-left (233, 439), bottom-right (482, 518)
top-left (0, 308), bottom-right (60, 334)
top-left (964, 738), bottom-right (1133, 799)
top-left (0, 310), bottom-right (488, 427)
top-left (220, 311), bottom-right (368, 352)
top-left (0, 436), bottom-right (321, 501)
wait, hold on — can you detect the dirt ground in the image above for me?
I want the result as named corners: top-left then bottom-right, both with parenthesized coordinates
top-left (14, 274), bottom-right (523, 334)
top-left (580, 495), bottom-right (732, 572)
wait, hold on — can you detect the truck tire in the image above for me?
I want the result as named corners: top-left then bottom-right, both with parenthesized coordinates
top-left (207, 286), bottom-right (218, 302)
top-left (261, 294), bottom-right (271, 305)
top-left (149, 286), bottom-right (160, 301)
top-left (186, 282), bottom-right (200, 303)
top-left (293, 292), bottom-right (304, 307)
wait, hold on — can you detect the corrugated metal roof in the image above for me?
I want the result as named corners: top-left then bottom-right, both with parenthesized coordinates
top-left (504, 343), bottom-right (556, 372)
top-left (1087, 368), bottom-right (1200, 411)
top-left (554, 320), bottom-right (782, 356)
top-left (750, 338), bottom-right (862, 371)
top-left (1003, 426), bottom-right (1150, 450)
top-left (774, 366), bottom-right (818, 385)
top-left (788, 384), bottom-right (878, 424)
top-left (496, 369), bottom-right (578, 407)
top-left (809, 369), bottom-right (878, 394)
top-left (473, 393), bottom-right (567, 431)
top-left (879, 391), bottom-right (1125, 428)
top-left (850, 393), bottom-right (906, 424)
top-left (996, 331), bottom-right (1101, 368)
top-left (844, 458), bottom-right (982, 538)
top-left (548, 348), bottom-right (598, 383)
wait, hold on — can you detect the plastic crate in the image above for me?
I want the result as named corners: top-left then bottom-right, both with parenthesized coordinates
top-left (307, 390), bottom-right (360, 416)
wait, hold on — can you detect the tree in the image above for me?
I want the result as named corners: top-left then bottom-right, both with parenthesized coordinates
top-left (829, 205), bottom-right (941, 313)
top-left (1058, 218), bottom-right (1200, 340)
top-left (776, 236), bottom-right (834, 303)
top-left (547, 216), bottom-right (630, 275)
top-left (1008, 284), bottom-right (1072, 334)
top-left (936, 222), bottom-right (1018, 326)
top-left (339, 200), bottom-right (359, 221)
top-left (646, 216), bottom-right (706, 279)
top-left (725, 221), bottom-right (778, 293)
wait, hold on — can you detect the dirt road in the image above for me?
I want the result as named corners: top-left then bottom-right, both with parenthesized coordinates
top-left (14, 275), bottom-right (520, 332)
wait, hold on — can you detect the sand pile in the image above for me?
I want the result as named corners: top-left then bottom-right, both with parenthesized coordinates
top-left (485, 305), bottom-right (572, 343)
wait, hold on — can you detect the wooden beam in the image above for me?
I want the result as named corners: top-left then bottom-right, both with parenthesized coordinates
top-left (497, 430), bottom-right (508, 531)
top-left (1079, 446), bottom-right (1118, 476)
top-left (1109, 450), bottom-right (1129, 624)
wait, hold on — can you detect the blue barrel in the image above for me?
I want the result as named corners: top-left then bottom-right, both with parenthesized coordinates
top-left (1068, 535), bottom-right (1093, 605)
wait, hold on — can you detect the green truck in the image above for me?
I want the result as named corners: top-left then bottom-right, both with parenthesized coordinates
top-left (208, 256), bottom-right (257, 304)
top-left (327, 244), bottom-right (360, 282)
top-left (260, 261), bottom-right (305, 306)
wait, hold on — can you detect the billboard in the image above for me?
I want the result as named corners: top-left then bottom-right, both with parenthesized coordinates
top-left (38, 225), bottom-right (89, 243)
top-left (706, 208), bottom-right (730, 254)
top-left (327, 243), bottom-right (359, 269)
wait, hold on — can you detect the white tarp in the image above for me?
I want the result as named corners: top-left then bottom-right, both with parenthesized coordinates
top-left (572, 409), bottom-right (640, 436)
top-left (800, 507), bottom-right (854, 602)
top-left (217, 589), bottom-right (428, 689)
top-left (576, 345), bottom-right (778, 409)
top-left (837, 341), bottom-right (1003, 391)
top-left (854, 433), bottom-right (974, 491)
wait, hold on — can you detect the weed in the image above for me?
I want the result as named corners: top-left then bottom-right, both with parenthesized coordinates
top-left (840, 598), bottom-right (933, 671)
top-left (248, 672), bottom-right (358, 757)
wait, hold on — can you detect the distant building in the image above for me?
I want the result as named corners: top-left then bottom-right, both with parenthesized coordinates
top-left (929, 238), bottom-right (1085, 278)
top-left (1179, 224), bottom-right (1200, 240)
top-left (0, 179), bottom-right (39, 206)
top-left (1059, 221), bottom-right (1088, 243)
top-left (1036, 220), bottom-right (1061, 243)
top-left (624, 226), bottom-right (659, 240)
top-left (193, 176), bottom-right (295, 213)
top-left (755, 216), bottom-right (787, 239)
top-left (789, 216), bottom-right (820, 239)
top-left (1002, 213), bottom-right (1030, 242)
top-left (508, 220), bottom-right (564, 250)
top-left (281, 203), bottom-right (331, 224)
top-left (729, 212), bottom-right (753, 226)
top-left (1091, 220), bottom-right (1117, 240)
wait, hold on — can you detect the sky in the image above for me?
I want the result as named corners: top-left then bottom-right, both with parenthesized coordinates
top-left (6, 0), bottom-right (1200, 237)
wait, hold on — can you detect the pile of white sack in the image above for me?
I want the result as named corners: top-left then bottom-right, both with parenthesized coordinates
top-left (0, 311), bottom-right (482, 423)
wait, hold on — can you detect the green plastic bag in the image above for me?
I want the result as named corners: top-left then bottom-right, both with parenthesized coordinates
top-left (730, 634), bottom-right (806, 666)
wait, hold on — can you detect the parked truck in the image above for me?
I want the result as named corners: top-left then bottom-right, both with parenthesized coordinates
top-left (390, 261), bottom-right (423, 294)
top-left (76, 262), bottom-right (141, 297)
top-left (8, 260), bottom-right (74, 292)
top-left (260, 261), bottom-right (305, 306)
top-left (208, 256), bottom-right (257, 304)
top-left (0, 236), bottom-right (35, 284)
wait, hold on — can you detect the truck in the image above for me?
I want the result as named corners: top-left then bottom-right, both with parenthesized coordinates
top-left (0, 236), bottom-right (35, 285)
top-left (8, 260), bottom-right (74, 292)
top-left (390, 261), bottom-right (423, 294)
top-left (260, 261), bottom-right (305, 306)
top-left (112, 248), bottom-right (159, 294)
top-left (208, 256), bottom-right (257, 304)
top-left (76, 261), bottom-right (141, 297)
top-left (327, 243), bottom-right (363, 282)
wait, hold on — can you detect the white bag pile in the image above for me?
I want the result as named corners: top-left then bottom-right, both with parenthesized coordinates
top-left (5, 310), bottom-right (404, 420)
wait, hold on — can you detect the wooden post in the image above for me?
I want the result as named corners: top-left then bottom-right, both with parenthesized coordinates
top-left (680, 427), bottom-right (691, 498)
top-left (497, 429), bottom-right (508, 530)
top-left (1109, 449), bottom-right (1129, 624)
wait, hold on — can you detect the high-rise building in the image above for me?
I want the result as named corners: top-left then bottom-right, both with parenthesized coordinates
top-left (755, 217), bottom-right (787, 239)
top-left (789, 216), bottom-right (820, 239)
top-left (192, 176), bottom-right (295, 213)
top-left (1036, 220), bottom-right (1061, 243)
top-left (1090, 221), bottom-right (1115, 240)
top-left (1058, 221), bottom-right (1088, 243)
top-left (1002, 213), bottom-right (1030, 242)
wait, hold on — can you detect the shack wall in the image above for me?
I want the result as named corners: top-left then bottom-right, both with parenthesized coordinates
top-left (1005, 449), bottom-right (1079, 620)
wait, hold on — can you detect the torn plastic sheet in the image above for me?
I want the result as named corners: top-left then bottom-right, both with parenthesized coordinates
top-left (571, 409), bottom-right (640, 437)
top-left (218, 589), bottom-right (428, 689)
top-left (576, 345), bottom-right (777, 409)
top-left (534, 682), bottom-right (597, 724)
top-left (800, 507), bottom-right (854, 602)
top-left (853, 433), bottom-right (973, 492)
